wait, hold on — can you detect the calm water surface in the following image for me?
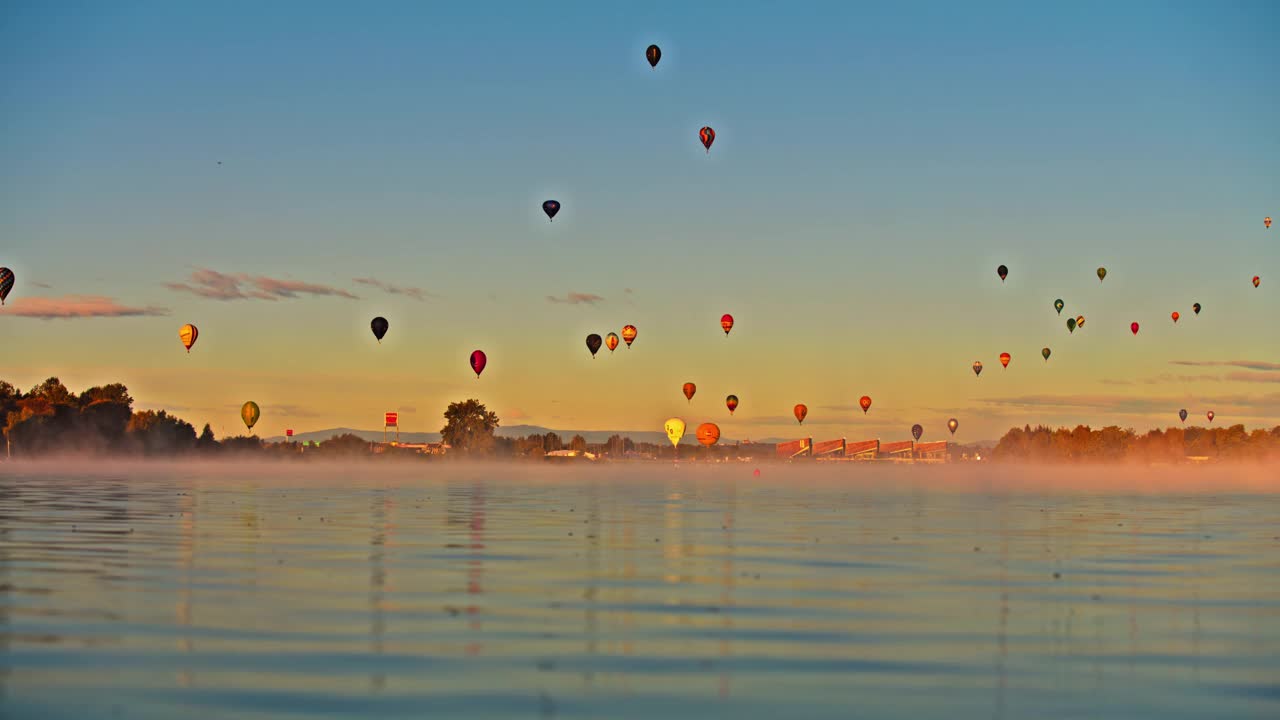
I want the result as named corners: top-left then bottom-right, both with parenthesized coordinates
top-left (1, 462), bottom-right (1277, 719)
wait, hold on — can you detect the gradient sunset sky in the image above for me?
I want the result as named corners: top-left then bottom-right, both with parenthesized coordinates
top-left (2, 1), bottom-right (1277, 441)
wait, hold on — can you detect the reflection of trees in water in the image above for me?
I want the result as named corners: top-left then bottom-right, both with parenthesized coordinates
top-left (446, 480), bottom-right (486, 657)
top-left (582, 482), bottom-right (600, 690)
top-left (369, 490), bottom-right (393, 692)
top-left (177, 489), bottom-right (195, 688)
top-left (0, 486), bottom-right (11, 703)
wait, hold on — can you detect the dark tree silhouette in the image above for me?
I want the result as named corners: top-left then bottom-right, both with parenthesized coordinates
top-left (440, 399), bottom-right (500, 457)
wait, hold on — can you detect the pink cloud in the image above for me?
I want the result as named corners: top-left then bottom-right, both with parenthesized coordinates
top-left (547, 292), bottom-right (604, 305)
top-left (3, 295), bottom-right (169, 319)
top-left (1171, 360), bottom-right (1280, 371)
top-left (353, 277), bottom-right (433, 301)
top-left (166, 268), bottom-right (357, 301)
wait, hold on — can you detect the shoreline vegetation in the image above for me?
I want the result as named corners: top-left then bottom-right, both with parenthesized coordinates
top-left (3, 378), bottom-right (1278, 464)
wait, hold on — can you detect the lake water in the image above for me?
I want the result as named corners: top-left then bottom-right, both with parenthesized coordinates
top-left (1, 461), bottom-right (1277, 719)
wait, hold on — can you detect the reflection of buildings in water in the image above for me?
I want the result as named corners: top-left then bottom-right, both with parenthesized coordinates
top-left (582, 483), bottom-right (600, 690)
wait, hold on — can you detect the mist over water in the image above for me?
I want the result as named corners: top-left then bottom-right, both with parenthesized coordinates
top-left (1, 462), bottom-right (1277, 719)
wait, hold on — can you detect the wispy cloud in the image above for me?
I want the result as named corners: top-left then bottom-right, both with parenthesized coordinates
top-left (546, 292), bottom-right (605, 305)
top-left (1225, 371), bottom-right (1280, 384)
top-left (3, 295), bottom-right (169, 319)
top-left (248, 404), bottom-right (320, 418)
top-left (978, 392), bottom-right (1280, 415)
top-left (166, 269), bottom-right (358, 301)
top-left (1170, 360), bottom-right (1280, 371)
top-left (353, 277), bottom-right (432, 302)
top-left (31, 281), bottom-right (52, 289)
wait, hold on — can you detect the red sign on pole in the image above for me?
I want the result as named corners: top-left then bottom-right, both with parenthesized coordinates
top-left (385, 412), bottom-right (398, 427)
top-left (286, 429), bottom-right (293, 437)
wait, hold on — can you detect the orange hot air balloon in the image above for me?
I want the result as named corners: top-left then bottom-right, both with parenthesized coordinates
top-left (696, 422), bottom-right (720, 447)
top-left (178, 323), bottom-right (198, 353)
top-left (621, 324), bottom-right (638, 348)
top-left (725, 395), bottom-right (739, 415)
top-left (794, 404), bottom-right (808, 424)
top-left (1171, 311), bottom-right (1179, 324)
top-left (699, 126), bottom-right (716, 153)
top-left (682, 382), bottom-right (697, 403)
top-left (859, 395), bottom-right (872, 414)
top-left (972, 361), bottom-right (983, 377)
top-left (999, 352), bottom-right (1011, 369)
top-left (1253, 276), bottom-right (1261, 288)
top-left (1266, 217), bottom-right (1272, 229)
top-left (605, 332), bottom-right (619, 352)
top-left (720, 314), bottom-right (734, 335)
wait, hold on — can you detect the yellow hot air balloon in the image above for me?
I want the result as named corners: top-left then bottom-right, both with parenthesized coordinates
top-left (179, 324), bottom-right (199, 353)
top-left (241, 401), bottom-right (260, 431)
top-left (664, 417), bottom-right (686, 449)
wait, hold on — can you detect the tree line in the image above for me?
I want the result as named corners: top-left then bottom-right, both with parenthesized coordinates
top-left (990, 423), bottom-right (1280, 462)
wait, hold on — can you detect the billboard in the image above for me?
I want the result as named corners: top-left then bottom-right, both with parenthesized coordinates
top-left (286, 429), bottom-right (293, 438)
top-left (385, 412), bottom-right (398, 427)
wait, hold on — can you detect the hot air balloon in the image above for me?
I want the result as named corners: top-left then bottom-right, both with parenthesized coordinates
top-left (1193, 302), bottom-right (1201, 315)
top-left (1000, 352), bottom-right (1011, 369)
top-left (664, 418), bottom-right (686, 448)
top-left (1253, 276), bottom-right (1261, 288)
top-left (1266, 217), bottom-right (1272, 229)
top-left (241, 401), bottom-right (260, 431)
top-left (911, 424), bottom-right (923, 442)
top-left (1131, 322), bottom-right (1140, 335)
top-left (696, 423), bottom-right (720, 447)
top-left (947, 418), bottom-right (959, 435)
top-left (720, 314), bottom-right (734, 335)
top-left (470, 350), bottom-right (487, 378)
top-left (0, 267), bottom-right (13, 305)
top-left (1076, 315), bottom-right (1086, 329)
top-left (794, 404), bottom-right (808, 424)
top-left (1171, 311), bottom-right (1179, 324)
top-left (1042, 347), bottom-right (1051, 361)
top-left (1178, 409), bottom-right (1188, 423)
top-left (1054, 299), bottom-right (1064, 315)
top-left (179, 324), bottom-right (199, 353)
top-left (725, 395), bottom-right (739, 415)
top-left (1097, 267), bottom-right (1107, 282)
top-left (371, 316), bottom-right (389, 343)
top-left (542, 200), bottom-right (560, 221)
top-left (646, 44), bottom-right (661, 68)
top-left (699, 126), bottom-right (716, 153)
top-left (682, 382), bottom-right (697, 403)
top-left (1067, 318), bottom-right (1077, 333)
top-left (972, 361), bottom-right (983, 377)
top-left (586, 333), bottom-right (603, 358)
top-left (859, 395), bottom-right (872, 414)
top-left (1206, 410), bottom-right (1215, 423)
top-left (997, 265), bottom-right (1008, 282)
top-left (621, 325), bottom-right (637, 348)
top-left (605, 332), bottom-right (619, 352)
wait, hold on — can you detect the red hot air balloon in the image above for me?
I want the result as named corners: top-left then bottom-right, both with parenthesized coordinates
top-left (720, 314), bottom-right (734, 335)
top-left (1131, 322), bottom-right (1140, 335)
top-left (1171, 311), bottom-right (1179, 324)
top-left (1253, 276), bottom-right (1261, 288)
top-left (725, 395), bottom-right (739, 415)
top-left (859, 395), bottom-right (872, 414)
top-left (469, 350), bottom-right (487, 378)
top-left (621, 325), bottom-right (638, 348)
top-left (1000, 352), bottom-right (1011, 369)
top-left (1206, 410), bottom-right (1215, 423)
top-left (682, 382), bottom-right (696, 403)
top-left (699, 126), bottom-right (716, 153)
top-left (794, 404), bottom-right (808, 424)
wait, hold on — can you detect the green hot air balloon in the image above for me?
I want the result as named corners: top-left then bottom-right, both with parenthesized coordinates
top-left (1097, 267), bottom-right (1107, 283)
top-left (1042, 347), bottom-right (1051, 361)
top-left (1067, 317), bottom-right (1077, 333)
top-left (1054, 299), bottom-right (1064, 315)
top-left (241, 401), bottom-right (260, 431)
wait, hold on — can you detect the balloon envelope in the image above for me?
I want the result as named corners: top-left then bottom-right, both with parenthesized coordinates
top-left (586, 333), bottom-right (603, 358)
top-left (1000, 352), bottom-right (1011, 368)
top-left (1042, 347), bottom-right (1051, 361)
top-left (682, 382), bottom-right (696, 402)
top-left (696, 423), bottom-right (720, 447)
top-left (1067, 318), bottom-right (1077, 333)
top-left (645, 44), bottom-right (661, 68)
top-left (1193, 302), bottom-right (1201, 315)
top-left (1206, 411), bottom-right (1215, 422)
top-left (720, 314), bottom-right (734, 335)
top-left (911, 424), bottom-right (923, 442)
top-left (794, 404), bottom-right (807, 424)
top-left (1131, 322), bottom-right (1140, 335)
top-left (859, 395), bottom-right (872, 413)
top-left (371, 316), bottom-right (389, 342)
top-left (997, 265), bottom-right (1008, 282)
top-left (725, 395), bottom-right (739, 414)
top-left (1171, 312), bottom-right (1179, 324)
top-left (605, 332), bottom-right (619, 352)
top-left (470, 350), bottom-right (487, 378)
top-left (1076, 315), bottom-right (1085, 328)
top-left (1253, 276), bottom-right (1261, 288)
top-left (241, 401), bottom-right (260, 430)
top-left (947, 418), bottom-right (959, 435)
top-left (542, 200), bottom-right (560, 221)
top-left (179, 324), bottom-right (198, 352)
top-left (0, 267), bottom-right (13, 305)
top-left (621, 325), bottom-right (638, 347)
top-left (1179, 409), bottom-right (1188, 423)
top-left (1054, 299), bottom-right (1064, 315)
top-left (664, 418), bottom-right (686, 448)
top-left (699, 126), bottom-right (716, 152)
top-left (972, 361), bottom-right (983, 377)
top-left (1266, 216), bottom-right (1272, 229)
top-left (1097, 267), bottom-right (1107, 282)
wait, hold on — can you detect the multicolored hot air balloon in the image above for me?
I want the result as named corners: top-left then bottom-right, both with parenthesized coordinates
top-left (1076, 315), bottom-right (1086, 329)
top-left (664, 418), bottom-right (686, 448)
top-left (1206, 410), bottom-right (1215, 423)
top-left (859, 395), bottom-right (872, 414)
top-left (972, 361), bottom-right (984, 377)
top-left (947, 418), bottom-right (959, 435)
top-left (542, 200), bottom-right (560, 221)
top-left (1131, 322), bottom-right (1140, 335)
top-left (646, 44), bottom-right (661, 68)
top-left (616, 325), bottom-right (636, 349)
top-left (586, 333), bottom-right (603, 358)
top-left (794, 404), bottom-right (808, 425)
top-left (0, 267), bottom-right (13, 305)
top-left (699, 126), bottom-right (716, 153)
top-left (1178, 409), bottom-right (1188, 423)
top-left (179, 324), bottom-right (199, 353)
top-left (911, 424), bottom-right (923, 442)
top-left (1054, 299), bottom-right (1064, 315)
top-left (1171, 311), bottom-right (1179, 324)
top-left (605, 332), bottom-right (619, 352)
top-left (696, 423), bottom-right (720, 447)
top-left (725, 395), bottom-right (739, 415)
top-left (997, 265), bottom-right (1008, 283)
top-left (720, 314), bottom-right (734, 335)
top-left (1042, 347), bottom-right (1051, 361)
top-left (1000, 352), bottom-right (1011, 369)
top-left (241, 401), bottom-right (260, 431)
top-left (371, 316), bottom-right (389, 343)
top-left (1253, 276), bottom-right (1261, 288)
top-left (1266, 216), bottom-right (1272, 229)
top-left (1193, 302), bottom-right (1201, 315)
top-left (1067, 318), bottom-right (1077, 333)
top-left (470, 350), bottom-right (487, 378)
top-left (1097, 267), bottom-right (1107, 282)
top-left (682, 382), bottom-right (696, 403)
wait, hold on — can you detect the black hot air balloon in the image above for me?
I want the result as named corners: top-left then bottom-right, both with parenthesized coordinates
top-left (1054, 299), bottom-right (1065, 315)
top-left (1178, 408), bottom-right (1188, 423)
top-left (542, 200), bottom-right (560, 221)
top-left (1192, 302), bottom-right (1201, 315)
top-left (371, 317), bottom-right (389, 343)
top-left (586, 333), bottom-right (603, 358)
top-left (997, 265), bottom-right (1008, 283)
top-left (646, 44), bottom-right (661, 68)
top-left (911, 424), bottom-right (923, 442)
